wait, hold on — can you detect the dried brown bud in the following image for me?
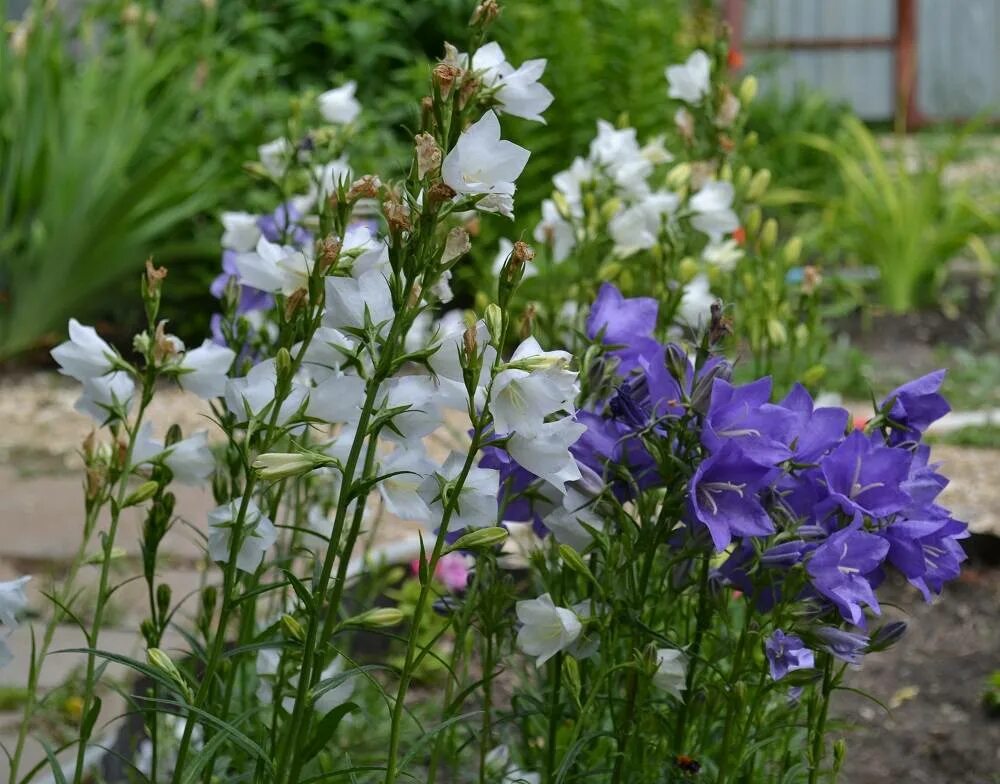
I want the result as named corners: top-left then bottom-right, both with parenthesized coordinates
top-left (86, 465), bottom-right (105, 501)
top-left (82, 430), bottom-right (96, 461)
top-left (675, 107), bottom-right (695, 143)
top-left (407, 284), bottom-right (423, 308)
top-left (708, 301), bottom-right (734, 345)
top-left (427, 182), bottom-right (457, 208)
top-left (347, 174), bottom-right (381, 202)
top-left (319, 235), bottom-right (342, 272)
top-left (512, 241), bottom-right (535, 265)
top-left (462, 325), bottom-right (478, 358)
top-left (802, 265), bottom-right (823, 295)
top-left (458, 76), bottom-right (480, 110)
top-left (470, 0), bottom-right (501, 26)
top-left (383, 199), bottom-right (411, 232)
top-left (717, 134), bottom-right (736, 154)
top-left (153, 321), bottom-right (182, 363)
top-left (519, 302), bottom-right (537, 340)
top-left (433, 63), bottom-right (462, 98)
top-left (284, 288), bottom-right (307, 319)
top-left (415, 133), bottom-right (443, 180)
top-left (145, 258), bottom-right (167, 293)
top-left (420, 96), bottom-right (435, 131)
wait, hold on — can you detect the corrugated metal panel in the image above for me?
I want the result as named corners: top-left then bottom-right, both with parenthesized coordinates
top-left (744, 0), bottom-right (896, 119)
top-left (742, 0), bottom-right (1000, 121)
top-left (917, 0), bottom-right (1000, 118)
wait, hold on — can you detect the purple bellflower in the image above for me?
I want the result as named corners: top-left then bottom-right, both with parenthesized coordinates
top-left (764, 630), bottom-right (815, 681)
top-left (806, 525), bottom-right (889, 626)
top-left (880, 369), bottom-right (950, 446)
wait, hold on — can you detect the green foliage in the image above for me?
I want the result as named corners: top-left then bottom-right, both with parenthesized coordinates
top-left (0, 7), bottom-right (243, 358)
top-left (796, 117), bottom-right (999, 313)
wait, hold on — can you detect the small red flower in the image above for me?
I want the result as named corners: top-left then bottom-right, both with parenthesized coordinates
top-left (852, 415), bottom-right (869, 431)
top-left (732, 226), bottom-right (746, 245)
top-left (727, 49), bottom-right (745, 70)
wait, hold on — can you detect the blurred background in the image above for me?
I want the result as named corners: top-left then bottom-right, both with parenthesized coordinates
top-left (0, 2), bottom-right (999, 781)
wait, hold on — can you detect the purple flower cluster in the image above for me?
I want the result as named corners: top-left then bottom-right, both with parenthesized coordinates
top-left (492, 282), bottom-right (967, 676)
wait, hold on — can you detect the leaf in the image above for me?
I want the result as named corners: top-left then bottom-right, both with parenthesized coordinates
top-left (299, 702), bottom-right (358, 761)
top-left (80, 695), bottom-right (101, 743)
top-left (282, 568), bottom-right (315, 612)
top-left (40, 740), bottom-right (68, 784)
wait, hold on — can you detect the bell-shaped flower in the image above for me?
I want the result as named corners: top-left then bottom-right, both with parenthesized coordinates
top-left (515, 593), bottom-right (582, 666)
top-left (666, 49), bottom-right (711, 104)
top-left (177, 341), bottom-right (235, 399)
top-left (490, 338), bottom-right (577, 435)
top-left (652, 648), bottom-right (687, 698)
top-left (132, 423), bottom-right (215, 485)
top-left (472, 42), bottom-right (553, 123)
top-left (820, 430), bottom-right (911, 523)
top-left (813, 626), bottom-right (869, 665)
top-left (378, 447), bottom-right (437, 523)
top-left (323, 269), bottom-right (394, 334)
top-left (703, 238), bottom-right (743, 271)
top-left (689, 180), bottom-right (739, 242)
top-left (299, 327), bottom-right (356, 384)
top-left (806, 525), bottom-right (889, 626)
top-left (418, 452), bottom-right (499, 531)
top-left (307, 372), bottom-right (366, 425)
top-left (220, 211), bottom-right (261, 253)
top-left (609, 191), bottom-right (680, 256)
top-left (532, 199), bottom-right (576, 262)
top-left (318, 81), bottom-right (361, 125)
top-left (702, 377), bottom-right (796, 466)
top-left (588, 120), bottom-right (653, 197)
top-left (207, 497), bottom-right (277, 573)
top-left (75, 371), bottom-right (135, 424)
top-left (552, 157), bottom-right (593, 216)
top-left (880, 369), bottom-right (950, 446)
top-left (764, 630), bottom-right (815, 681)
top-left (258, 137), bottom-right (292, 179)
top-left (224, 360), bottom-right (309, 425)
top-left (0, 576), bottom-right (30, 628)
top-left (541, 474), bottom-right (605, 550)
top-left (442, 111), bottom-right (530, 217)
top-left (508, 417), bottom-right (586, 492)
top-left (235, 237), bottom-right (313, 296)
top-left (379, 375), bottom-right (444, 442)
top-left (51, 319), bottom-right (116, 381)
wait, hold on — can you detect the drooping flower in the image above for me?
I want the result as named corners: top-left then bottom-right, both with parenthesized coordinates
top-left (224, 360), bottom-right (309, 424)
top-left (814, 626), bottom-right (869, 665)
top-left (689, 180), bottom-right (739, 242)
top-left (806, 525), bottom-right (889, 626)
top-left (378, 447), bottom-right (437, 523)
top-left (418, 452), bottom-right (500, 531)
top-left (132, 423), bottom-right (215, 485)
top-left (532, 199), bottom-right (576, 262)
top-left (307, 372), bottom-right (366, 425)
top-left (220, 211), bottom-right (261, 253)
top-left (441, 111), bottom-right (530, 218)
top-left (234, 237), bottom-right (313, 296)
top-left (51, 319), bottom-right (116, 381)
top-left (490, 337), bottom-right (577, 435)
top-left (515, 593), bottom-right (582, 666)
top-left (318, 81), bottom-right (361, 125)
top-left (75, 371), bottom-right (136, 424)
top-left (323, 269), bottom-right (394, 334)
top-left (177, 341), bottom-right (235, 399)
top-left (666, 49), bottom-right (712, 104)
top-left (764, 630), bottom-right (815, 681)
top-left (207, 497), bottom-right (278, 573)
top-left (652, 648), bottom-right (687, 699)
top-left (880, 370), bottom-right (950, 446)
top-left (507, 417), bottom-right (586, 492)
top-left (258, 137), bottom-right (293, 179)
top-left (688, 442), bottom-right (775, 551)
top-left (541, 474), bottom-right (605, 550)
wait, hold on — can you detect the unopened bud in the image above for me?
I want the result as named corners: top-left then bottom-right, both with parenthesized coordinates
top-left (415, 133), bottom-right (443, 180)
top-left (147, 648), bottom-right (193, 701)
top-left (462, 325), bottom-right (478, 359)
top-left (448, 526), bottom-right (509, 553)
top-left (760, 218), bottom-right (779, 252)
top-left (484, 303), bottom-right (503, 344)
top-left (156, 583), bottom-right (172, 617)
top-left (735, 165), bottom-right (752, 191)
top-left (346, 175), bottom-right (381, 202)
top-left (82, 430), bottom-right (97, 461)
top-left (738, 74), bottom-right (759, 105)
top-left (253, 452), bottom-right (330, 481)
top-left (281, 613), bottom-right (305, 642)
top-left (666, 162), bottom-right (692, 190)
top-left (201, 585), bottom-right (218, 619)
top-left (427, 181), bottom-right (457, 208)
top-left (348, 607), bottom-right (405, 628)
top-left (745, 206), bottom-right (762, 238)
top-left (441, 227), bottom-right (471, 266)
top-left (558, 544), bottom-right (595, 582)
top-left (85, 546), bottom-right (127, 566)
top-left (599, 197), bottom-right (623, 223)
top-left (512, 241), bottom-right (534, 266)
top-left (678, 257), bottom-right (699, 284)
top-left (783, 236), bottom-right (803, 266)
top-left (458, 76), bottom-right (480, 109)
top-left (275, 346), bottom-right (292, 382)
top-left (124, 481), bottom-right (160, 508)
top-left (766, 318), bottom-right (787, 346)
top-left (746, 169), bottom-right (772, 201)
top-left (867, 621), bottom-right (907, 652)
top-left (719, 162), bottom-right (733, 182)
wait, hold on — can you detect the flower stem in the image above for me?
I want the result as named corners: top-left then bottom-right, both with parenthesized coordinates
top-left (808, 655), bottom-right (834, 784)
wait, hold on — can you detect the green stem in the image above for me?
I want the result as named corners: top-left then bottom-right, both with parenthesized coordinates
top-left (545, 652), bottom-right (564, 784)
top-left (673, 550), bottom-right (713, 752)
top-left (808, 656), bottom-right (834, 784)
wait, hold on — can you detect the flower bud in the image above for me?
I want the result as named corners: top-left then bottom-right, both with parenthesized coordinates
top-left (783, 236), bottom-right (803, 266)
top-left (801, 264), bottom-right (822, 295)
top-left (319, 235), bottom-right (342, 272)
top-left (253, 452), bottom-right (330, 481)
top-left (427, 181), bottom-right (457, 208)
top-left (551, 191), bottom-right (572, 219)
top-left (558, 544), bottom-right (595, 583)
top-left (433, 63), bottom-right (461, 98)
top-left (85, 546), bottom-right (127, 566)
top-left (346, 175), bottom-right (381, 202)
top-left (735, 165), bottom-right (752, 191)
top-left (718, 162), bottom-right (733, 182)
top-left (274, 347), bottom-right (292, 383)
top-left (867, 621), bottom-right (907, 652)
top-left (744, 130), bottom-right (759, 150)
top-left (600, 198), bottom-right (623, 223)
top-left (415, 133), bottom-right (443, 180)
top-left (666, 162), bottom-right (692, 190)
top-left (284, 288), bottom-right (307, 320)
top-left (746, 169), bottom-right (772, 201)
top-left (738, 74), bottom-right (759, 105)
top-left (144, 258), bottom-right (167, 295)
top-left (441, 227), bottom-right (471, 266)
top-left (383, 199), bottom-right (411, 233)
top-left (347, 607), bottom-right (405, 628)
top-left (124, 481), bottom-right (160, 508)
top-left (281, 613), bottom-right (305, 642)
top-left (156, 583), bottom-right (172, 617)
top-left (201, 585), bottom-right (218, 620)
top-left (744, 206), bottom-right (762, 238)
top-left (484, 304), bottom-right (503, 345)
top-left (766, 318), bottom-right (787, 346)
top-left (677, 257), bottom-right (699, 284)
top-left (470, 0), bottom-right (500, 26)
top-left (448, 526), bottom-right (509, 553)
top-left (147, 648), bottom-right (193, 701)
top-left (760, 218), bottom-right (779, 252)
